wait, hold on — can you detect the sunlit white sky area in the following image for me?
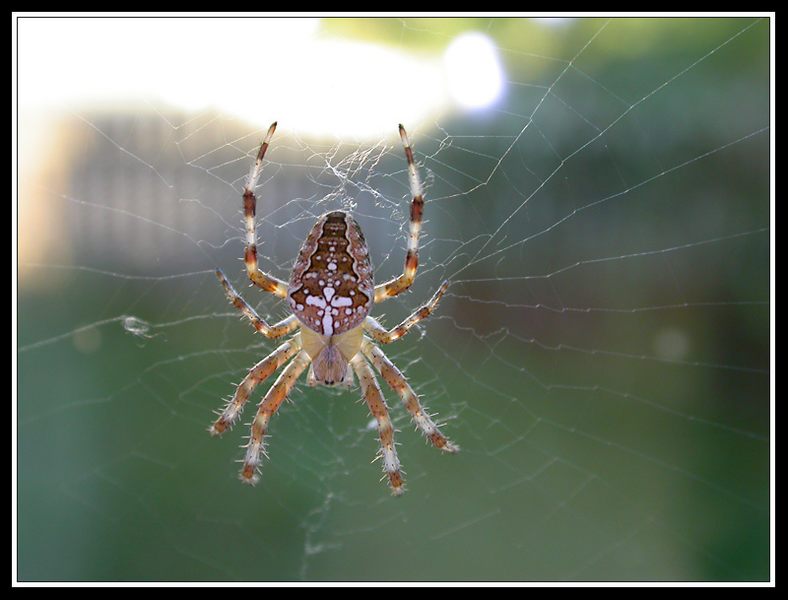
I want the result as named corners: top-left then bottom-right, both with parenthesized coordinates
top-left (18, 17), bottom-right (509, 139)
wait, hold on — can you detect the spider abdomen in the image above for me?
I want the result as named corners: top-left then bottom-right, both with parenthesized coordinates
top-left (288, 211), bottom-right (374, 337)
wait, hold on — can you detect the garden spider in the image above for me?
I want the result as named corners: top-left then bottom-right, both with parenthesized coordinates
top-left (210, 123), bottom-right (458, 495)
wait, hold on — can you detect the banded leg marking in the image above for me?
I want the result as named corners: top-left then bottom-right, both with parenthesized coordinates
top-left (364, 280), bottom-right (449, 344)
top-left (350, 354), bottom-right (405, 495)
top-left (240, 350), bottom-right (311, 484)
top-left (242, 122), bottom-right (288, 298)
top-left (362, 338), bottom-right (459, 453)
top-left (216, 269), bottom-right (298, 338)
top-left (374, 124), bottom-right (425, 303)
top-left (209, 338), bottom-right (301, 436)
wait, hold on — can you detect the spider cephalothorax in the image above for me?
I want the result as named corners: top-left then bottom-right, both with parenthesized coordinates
top-left (210, 123), bottom-right (457, 495)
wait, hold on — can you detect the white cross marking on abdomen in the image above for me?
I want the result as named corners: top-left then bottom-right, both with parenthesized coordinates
top-left (312, 287), bottom-right (354, 336)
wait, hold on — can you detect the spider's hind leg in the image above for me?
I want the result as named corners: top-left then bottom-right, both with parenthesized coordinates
top-left (350, 354), bottom-right (405, 496)
top-left (239, 350), bottom-right (311, 484)
top-left (362, 338), bottom-right (459, 453)
top-left (209, 338), bottom-right (301, 436)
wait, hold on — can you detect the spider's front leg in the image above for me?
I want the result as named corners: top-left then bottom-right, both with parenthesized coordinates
top-left (241, 122), bottom-right (289, 298)
top-left (350, 354), bottom-right (405, 495)
top-left (374, 125), bottom-right (426, 303)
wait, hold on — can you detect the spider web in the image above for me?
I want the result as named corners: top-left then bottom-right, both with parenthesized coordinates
top-left (16, 16), bottom-right (772, 582)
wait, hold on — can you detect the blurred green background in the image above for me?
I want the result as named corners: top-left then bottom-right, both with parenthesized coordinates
top-left (17, 17), bottom-right (770, 581)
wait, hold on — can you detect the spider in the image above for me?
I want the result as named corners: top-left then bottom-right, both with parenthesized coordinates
top-left (210, 122), bottom-right (458, 495)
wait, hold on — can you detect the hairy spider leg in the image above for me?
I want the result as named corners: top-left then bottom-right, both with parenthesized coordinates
top-left (362, 338), bottom-right (459, 453)
top-left (351, 354), bottom-right (405, 495)
top-left (240, 350), bottom-right (312, 484)
top-left (216, 270), bottom-right (298, 338)
top-left (364, 279), bottom-right (449, 344)
top-left (242, 122), bottom-right (289, 298)
top-left (374, 125), bottom-right (426, 303)
top-left (209, 338), bottom-right (301, 436)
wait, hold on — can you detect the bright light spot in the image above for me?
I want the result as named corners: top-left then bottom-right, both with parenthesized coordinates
top-left (19, 20), bottom-right (511, 137)
top-left (217, 38), bottom-right (447, 139)
top-left (443, 32), bottom-right (504, 110)
top-left (18, 18), bottom-right (450, 139)
top-left (653, 328), bottom-right (690, 362)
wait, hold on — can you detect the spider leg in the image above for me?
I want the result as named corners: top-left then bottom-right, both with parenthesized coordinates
top-left (374, 125), bottom-right (425, 303)
top-left (239, 350), bottom-right (311, 484)
top-left (362, 338), bottom-right (459, 453)
top-left (209, 337), bottom-right (301, 436)
top-left (364, 280), bottom-right (449, 344)
top-left (350, 354), bottom-right (405, 496)
top-left (242, 122), bottom-right (289, 298)
top-left (216, 269), bottom-right (298, 338)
